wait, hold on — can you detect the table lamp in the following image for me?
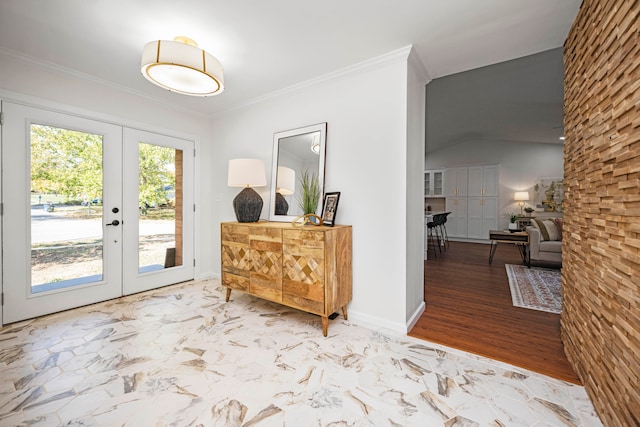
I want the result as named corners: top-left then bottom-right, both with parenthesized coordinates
top-left (514, 191), bottom-right (530, 215)
top-left (275, 166), bottom-right (295, 215)
top-left (228, 159), bottom-right (267, 222)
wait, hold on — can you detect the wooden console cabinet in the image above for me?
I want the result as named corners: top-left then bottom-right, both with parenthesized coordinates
top-left (221, 222), bottom-right (352, 336)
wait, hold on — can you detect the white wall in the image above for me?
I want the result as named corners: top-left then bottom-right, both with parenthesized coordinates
top-left (210, 47), bottom-right (424, 332)
top-left (0, 51), bottom-right (214, 279)
top-left (426, 139), bottom-right (564, 229)
top-left (405, 53), bottom-right (430, 327)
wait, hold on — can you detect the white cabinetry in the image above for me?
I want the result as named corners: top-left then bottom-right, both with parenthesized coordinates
top-left (445, 165), bottom-right (499, 240)
top-left (445, 197), bottom-right (468, 238)
top-left (444, 167), bottom-right (468, 196)
top-left (424, 170), bottom-right (444, 197)
top-left (467, 197), bottom-right (498, 239)
top-left (468, 165), bottom-right (498, 196)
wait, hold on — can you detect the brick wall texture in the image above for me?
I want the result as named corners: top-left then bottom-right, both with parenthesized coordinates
top-left (562, 0), bottom-right (640, 425)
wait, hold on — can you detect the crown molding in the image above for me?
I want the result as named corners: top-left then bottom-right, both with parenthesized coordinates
top-left (408, 47), bottom-right (431, 84)
top-left (224, 45), bottom-right (416, 115)
top-left (0, 47), bottom-right (208, 119)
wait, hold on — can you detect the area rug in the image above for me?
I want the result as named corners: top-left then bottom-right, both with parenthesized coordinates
top-left (505, 264), bottom-right (562, 314)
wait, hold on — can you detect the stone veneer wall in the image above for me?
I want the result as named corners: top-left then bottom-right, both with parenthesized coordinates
top-left (562, 0), bottom-right (640, 426)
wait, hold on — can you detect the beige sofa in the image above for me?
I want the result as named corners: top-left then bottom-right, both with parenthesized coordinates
top-left (526, 226), bottom-right (562, 265)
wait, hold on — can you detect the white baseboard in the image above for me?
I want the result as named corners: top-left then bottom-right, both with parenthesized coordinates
top-left (406, 301), bottom-right (426, 332)
top-left (348, 301), bottom-right (426, 334)
top-left (197, 272), bottom-right (219, 281)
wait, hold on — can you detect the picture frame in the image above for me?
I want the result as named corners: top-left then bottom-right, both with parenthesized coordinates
top-left (321, 192), bottom-right (340, 226)
top-left (533, 177), bottom-right (564, 213)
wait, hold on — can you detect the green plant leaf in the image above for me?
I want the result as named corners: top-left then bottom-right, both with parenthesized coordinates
top-left (297, 169), bottom-right (320, 214)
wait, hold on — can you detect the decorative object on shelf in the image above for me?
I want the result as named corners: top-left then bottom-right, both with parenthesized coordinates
top-left (321, 192), bottom-right (340, 227)
top-left (533, 178), bottom-right (564, 213)
top-left (291, 213), bottom-right (323, 227)
top-left (227, 159), bottom-right (266, 223)
top-left (141, 36), bottom-right (224, 97)
top-left (524, 206), bottom-right (535, 215)
top-left (269, 123), bottom-right (326, 222)
top-left (514, 191), bottom-right (530, 215)
top-left (274, 166), bottom-right (295, 215)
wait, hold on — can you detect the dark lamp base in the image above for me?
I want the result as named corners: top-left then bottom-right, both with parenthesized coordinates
top-left (233, 187), bottom-right (263, 223)
top-left (275, 192), bottom-right (289, 215)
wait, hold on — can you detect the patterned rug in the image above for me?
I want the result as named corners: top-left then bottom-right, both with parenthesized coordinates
top-left (505, 264), bottom-right (562, 314)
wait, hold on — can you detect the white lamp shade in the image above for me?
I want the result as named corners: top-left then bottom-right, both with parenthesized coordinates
top-left (141, 37), bottom-right (224, 96)
top-left (228, 159), bottom-right (267, 188)
top-left (514, 191), bottom-right (530, 201)
top-left (276, 166), bottom-right (295, 195)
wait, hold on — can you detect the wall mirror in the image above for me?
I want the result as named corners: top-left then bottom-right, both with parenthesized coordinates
top-left (269, 122), bottom-right (326, 222)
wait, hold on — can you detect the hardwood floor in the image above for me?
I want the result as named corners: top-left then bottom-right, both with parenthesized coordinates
top-left (409, 240), bottom-right (581, 384)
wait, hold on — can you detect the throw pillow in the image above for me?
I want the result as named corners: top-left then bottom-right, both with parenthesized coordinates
top-left (532, 218), bottom-right (560, 241)
top-left (553, 218), bottom-right (563, 240)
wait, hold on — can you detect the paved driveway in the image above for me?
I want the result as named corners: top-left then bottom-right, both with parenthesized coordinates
top-left (31, 209), bottom-right (174, 243)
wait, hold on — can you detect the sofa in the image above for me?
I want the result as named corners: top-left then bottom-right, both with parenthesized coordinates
top-left (526, 219), bottom-right (562, 265)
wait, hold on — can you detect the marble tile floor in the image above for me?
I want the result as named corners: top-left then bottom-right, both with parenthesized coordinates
top-left (0, 280), bottom-right (603, 427)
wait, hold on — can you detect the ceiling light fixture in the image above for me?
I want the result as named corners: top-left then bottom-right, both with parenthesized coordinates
top-left (310, 133), bottom-right (320, 154)
top-left (141, 36), bottom-right (224, 97)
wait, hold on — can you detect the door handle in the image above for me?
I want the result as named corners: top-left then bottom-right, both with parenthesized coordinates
top-left (106, 219), bottom-right (120, 226)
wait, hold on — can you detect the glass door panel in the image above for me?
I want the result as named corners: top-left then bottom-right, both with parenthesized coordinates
top-left (30, 124), bottom-right (105, 292)
top-left (122, 128), bottom-right (194, 295)
top-left (137, 143), bottom-right (183, 273)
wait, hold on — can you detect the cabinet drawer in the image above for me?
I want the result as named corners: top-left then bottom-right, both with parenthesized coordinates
top-left (250, 272), bottom-right (282, 302)
top-left (221, 224), bottom-right (249, 244)
top-left (283, 229), bottom-right (324, 253)
top-left (222, 271), bottom-right (249, 292)
top-left (283, 278), bottom-right (324, 315)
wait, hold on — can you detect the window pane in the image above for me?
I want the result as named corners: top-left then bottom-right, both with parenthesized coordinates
top-left (30, 124), bottom-right (104, 292)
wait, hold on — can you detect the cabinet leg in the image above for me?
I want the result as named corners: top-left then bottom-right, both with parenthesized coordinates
top-left (321, 316), bottom-right (328, 337)
top-left (225, 288), bottom-right (231, 302)
top-left (342, 306), bottom-right (348, 320)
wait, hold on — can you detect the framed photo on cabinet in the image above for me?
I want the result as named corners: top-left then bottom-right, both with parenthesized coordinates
top-left (321, 192), bottom-right (340, 226)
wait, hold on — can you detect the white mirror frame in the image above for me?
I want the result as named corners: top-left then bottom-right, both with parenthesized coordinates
top-left (269, 122), bottom-right (327, 222)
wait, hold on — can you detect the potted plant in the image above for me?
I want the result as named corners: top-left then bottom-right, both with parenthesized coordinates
top-left (524, 206), bottom-right (535, 215)
top-left (505, 212), bottom-right (520, 231)
top-left (298, 169), bottom-right (320, 216)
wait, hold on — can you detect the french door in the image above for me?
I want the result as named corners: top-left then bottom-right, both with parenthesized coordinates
top-left (1, 102), bottom-right (194, 324)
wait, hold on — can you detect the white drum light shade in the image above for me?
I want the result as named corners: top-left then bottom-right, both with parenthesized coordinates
top-left (276, 166), bottom-right (295, 195)
top-left (141, 36), bottom-right (224, 96)
top-left (227, 159), bottom-right (267, 188)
